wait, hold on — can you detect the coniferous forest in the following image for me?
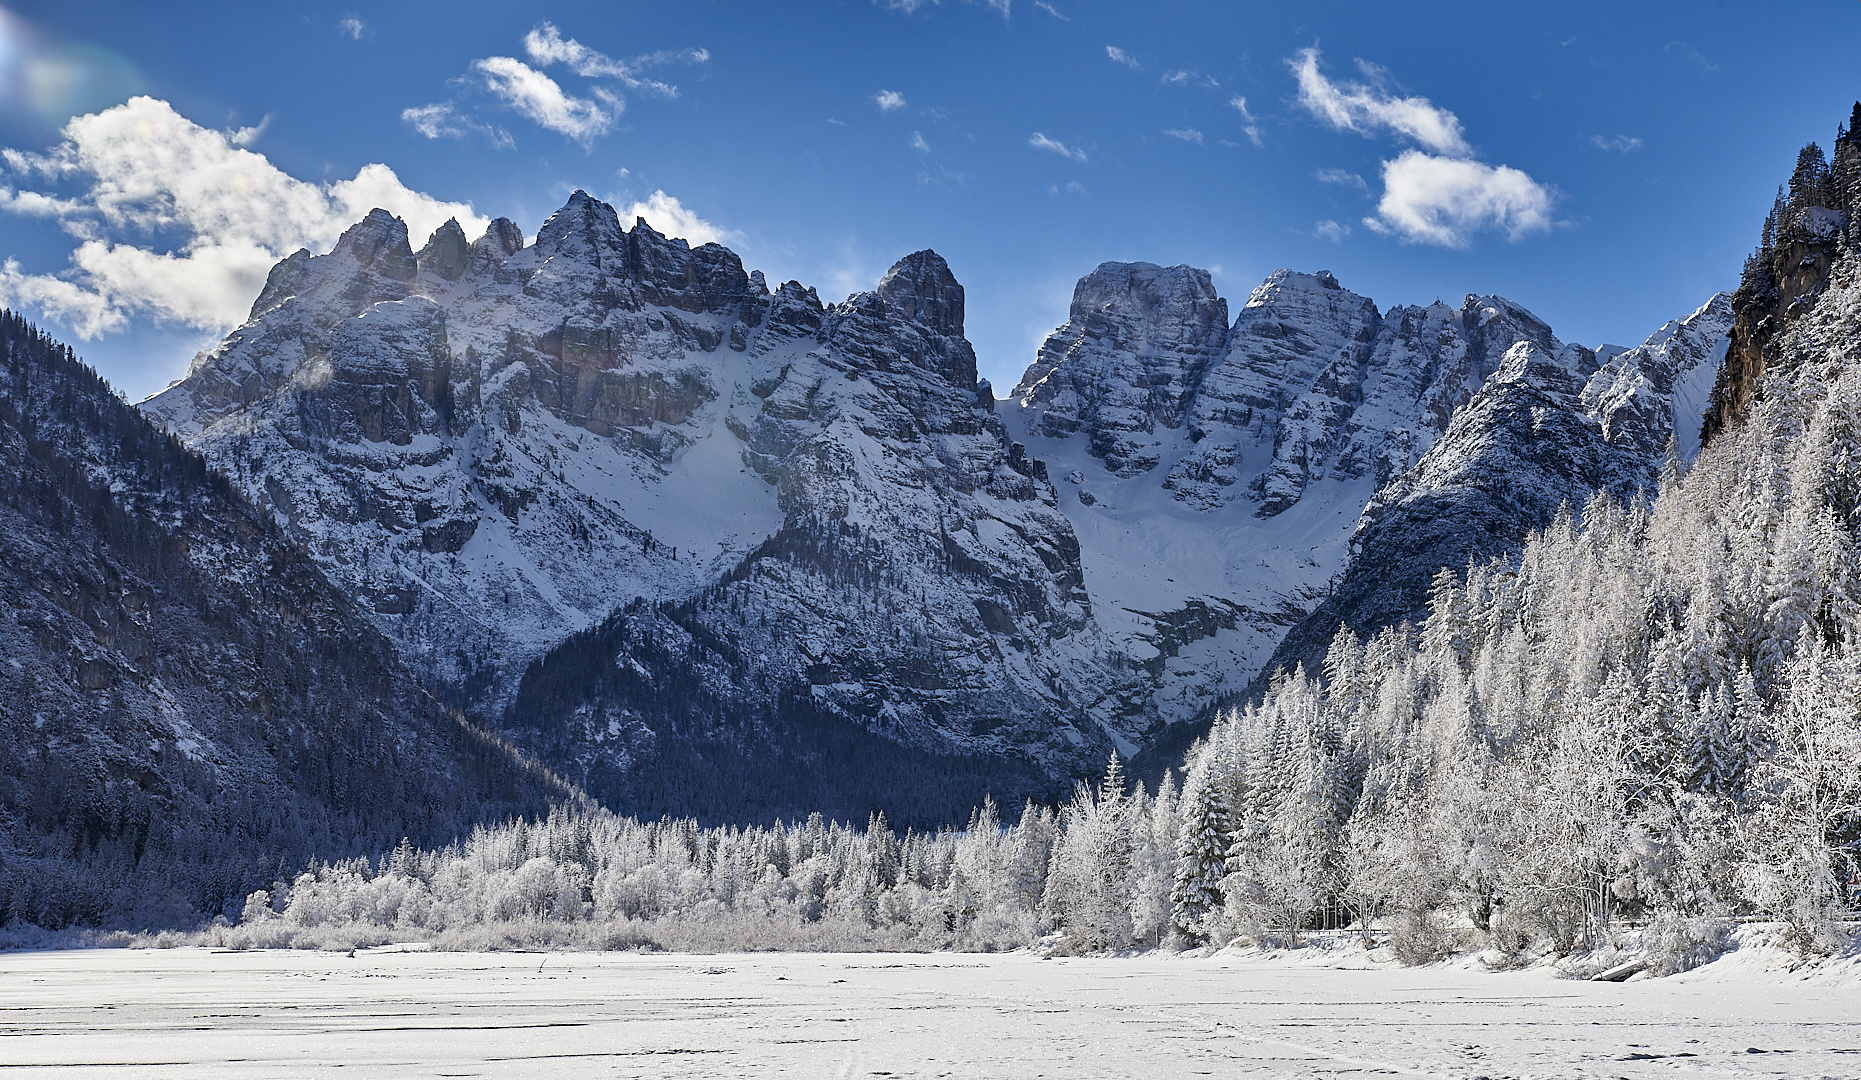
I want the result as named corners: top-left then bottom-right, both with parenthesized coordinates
top-left (6, 107), bottom-right (1861, 976)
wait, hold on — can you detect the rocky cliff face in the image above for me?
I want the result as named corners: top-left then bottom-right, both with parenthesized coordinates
top-left (1702, 111), bottom-right (1860, 445)
top-left (0, 311), bottom-right (561, 925)
top-left (145, 194), bottom-right (1122, 820)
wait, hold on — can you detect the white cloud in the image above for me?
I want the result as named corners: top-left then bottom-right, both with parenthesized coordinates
top-left (1664, 42), bottom-right (1717, 72)
top-left (1029, 132), bottom-right (1086, 161)
top-left (1315, 167), bottom-right (1369, 195)
top-left (1163, 128), bottom-right (1203, 145)
top-left (339, 17), bottom-right (364, 39)
top-left (875, 89), bottom-right (907, 112)
top-left (1290, 48), bottom-right (1469, 156)
top-left (1034, 1), bottom-right (1067, 18)
top-left (620, 190), bottom-right (736, 248)
top-left (474, 56), bottom-right (619, 145)
top-left (1314, 219), bottom-right (1350, 243)
top-left (400, 103), bottom-right (513, 149)
top-left (910, 131), bottom-right (931, 153)
top-left (1105, 46), bottom-right (1139, 70)
top-left (0, 96), bottom-right (486, 338)
top-left (522, 23), bottom-right (704, 98)
top-left (1290, 49), bottom-right (1554, 248)
top-left (1228, 95), bottom-right (1263, 147)
top-left (1589, 134), bottom-right (1643, 153)
top-left (1364, 151), bottom-right (1553, 248)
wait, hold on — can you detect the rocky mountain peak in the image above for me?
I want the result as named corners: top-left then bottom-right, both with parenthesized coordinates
top-left (876, 250), bottom-right (965, 338)
top-left (477, 217), bottom-right (526, 258)
top-left (416, 219), bottom-right (471, 282)
top-left (534, 189), bottom-right (629, 268)
top-left (248, 247), bottom-right (311, 320)
top-left (1012, 261), bottom-right (1229, 476)
top-left (629, 217), bottom-right (754, 317)
top-left (331, 208), bottom-right (417, 283)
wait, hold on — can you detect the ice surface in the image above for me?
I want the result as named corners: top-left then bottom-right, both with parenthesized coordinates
top-left (4, 948), bottom-right (1858, 1078)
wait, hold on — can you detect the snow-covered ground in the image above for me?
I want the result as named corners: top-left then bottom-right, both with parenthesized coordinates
top-left (3, 947), bottom-right (1857, 1078)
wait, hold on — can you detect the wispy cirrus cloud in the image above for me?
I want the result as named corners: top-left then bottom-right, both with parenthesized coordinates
top-left (474, 56), bottom-right (619, 145)
top-left (1292, 48), bottom-right (1554, 248)
top-left (1229, 95), bottom-right (1263, 147)
top-left (1105, 46), bottom-right (1139, 70)
top-left (1163, 128), bottom-right (1203, 145)
top-left (1664, 41), bottom-right (1717, 72)
top-left (1315, 167), bottom-right (1368, 194)
top-left (874, 0), bottom-right (1012, 19)
top-left (1030, 132), bottom-right (1086, 161)
top-left (1291, 47), bottom-right (1468, 156)
top-left (1589, 134), bottom-right (1643, 153)
top-left (408, 23), bottom-right (706, 149)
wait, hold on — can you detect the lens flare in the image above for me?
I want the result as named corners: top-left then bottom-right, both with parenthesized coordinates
top-left (0, 6), bottom-right (145, 131)
top-left (26, 43), bottom-right (144, 126)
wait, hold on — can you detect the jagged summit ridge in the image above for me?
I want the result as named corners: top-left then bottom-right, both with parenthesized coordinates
top-left (143, 192), bottom-right (1125, 816)
top-left (1006, 261), bottom-right (1731, 757)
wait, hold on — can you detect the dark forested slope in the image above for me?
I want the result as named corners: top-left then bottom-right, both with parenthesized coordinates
top-left (0, 312), bottom-right (564, 926)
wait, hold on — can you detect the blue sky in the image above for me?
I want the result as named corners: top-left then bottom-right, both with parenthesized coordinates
top-left (1, 0), bottom-right (1858, 401)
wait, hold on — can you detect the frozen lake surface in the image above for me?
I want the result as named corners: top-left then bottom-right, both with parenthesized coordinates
top-left (2, 947), bottom-right (1858, 1078)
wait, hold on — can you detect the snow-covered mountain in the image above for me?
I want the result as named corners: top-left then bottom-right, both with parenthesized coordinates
top-left (142, 190), bottom-right (1730, 816)
top-left (145, 194), bottom-right (1126, 817)
top-left (1007, 263), bottom-right (1728, 720)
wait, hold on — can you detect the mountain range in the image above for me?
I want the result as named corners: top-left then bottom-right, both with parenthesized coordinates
top-left (122, 191), bottom-right (1730, 821)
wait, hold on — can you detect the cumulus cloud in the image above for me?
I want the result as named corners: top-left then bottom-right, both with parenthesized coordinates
top-left (339, 17), bottom-right (364, 39)
top-left (620, 190), bottom-right (737, 248)
top-left (875, 89), bottom-right (907, 112)
top-left (1292, 48), bottom-right (1554, 248)
top-left (1314, 219), bottom-right (1350, 243)
top-left (0, 96), bottom-right (486, 338)
top-left (1365, 151), bottom-right (1552, 248)
top-left (474, 56), bottom-right (619, 145)
top-left (1589, 134), bottom-right (1643, 153)
top-left (1163, 128), bottom-right (1203, 144)
top-left (1029, 132), bottom-right (1086, 161)
top-left (1105, 46), bottom-right (1139, 70)
top-left (1291, 48), bottom-right (1469, 156)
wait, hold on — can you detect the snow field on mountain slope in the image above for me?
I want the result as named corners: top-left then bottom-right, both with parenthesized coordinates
top-left (6, 948), bottom-right (1856, 1079)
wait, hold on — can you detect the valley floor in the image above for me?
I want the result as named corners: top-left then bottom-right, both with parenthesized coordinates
top-left (1, 946), bottom-right (1857, 1078)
